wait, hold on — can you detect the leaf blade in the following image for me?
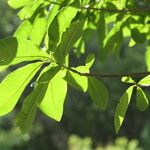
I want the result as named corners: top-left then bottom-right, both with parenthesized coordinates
top-left (114, 86), bottom-right (134, 134)
top-left (88, 77), bottom-right (108, 109)
top-left (136, 87), bottom-right (149, 111)
top-left (0, 62), bottom-right (42, 116)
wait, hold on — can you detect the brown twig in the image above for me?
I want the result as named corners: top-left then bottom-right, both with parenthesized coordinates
top-left (64, 66), bottom-right (150, 78)
top-left (47, 0), bottom-right (150, 14)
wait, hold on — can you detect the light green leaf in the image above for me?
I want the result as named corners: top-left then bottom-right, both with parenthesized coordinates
top-left (114, 86), bottom-right (134, 134)
top-left (14, 20), bottom-right (32, 39)
top-left (29, 11), bottom-right (47, 45)
top-left (39, 70), bottom-right (67, 121)
top-left (17, 4), bottom-right (31, 20)
top-left (54, 20), bottom-right (86, 64)
top-left (14, 11), bottom-right (47, 46)
top-left (16, 65), bottom-right (60, 133)
top-left (85, 54), bottom-right (95, 69)
top-left (64, 66), bottom-right (88, 92)
top-left (48, 2), bottom-right (78, 52)
top-left (0, 37), bottom-right (49, 69)
top-left (0, 62), bottom-right (42, 117)
top-left (7, 0), bottom-right (33, 9)
top-left (139, 75), bottom-right (150, 86)
top-left (46, 1), bottom-right (62, 29)
top-left (136, 87), bottom-right (149, 111)
top-left (24, 0), bottom-right (43, 19)
top-left (17, 0), bottom-right (44, 20)
top-left (88, 77), bottom-right (108, 109)
top-left (121, 76), bottom-right (135, 84)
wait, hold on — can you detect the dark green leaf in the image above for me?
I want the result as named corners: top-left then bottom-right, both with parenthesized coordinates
top-left (88, 77), bottom-right (108, 109)
top-left (145, 45), bottom-right (150, 71)
top-left (131, 28), bottom-right (146, 44)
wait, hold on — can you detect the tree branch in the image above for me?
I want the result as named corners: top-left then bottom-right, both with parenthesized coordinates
top-left (47, 0), bottom-right (150, 14)
top-left (64, 66), bottom-right (150, 78)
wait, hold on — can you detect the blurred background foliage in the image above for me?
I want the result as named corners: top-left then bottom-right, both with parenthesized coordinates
top-left (0, 0), bottom-right (150, 150)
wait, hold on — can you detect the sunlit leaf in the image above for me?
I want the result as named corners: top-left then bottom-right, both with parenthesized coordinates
top-left (14, 20), bottom-right (32, 39)
top-left (121, 76), bottom-right (135, 84)
top-left (48, 2), bottom-right (78, 52)
top-left (64, 66), bottom-right (88, 92)
top-left (16, 65), bottom-right (60, 133)
top-left (0, 62), bottom-right (42, 116)
top-left (114, 86), bottom-right (134, 134)
top-left (7, 0), bottom-right (33, 9)
top-left (54, 20), bottom-right (86, 64)
top-left (139, 75), bottom-right (150, 86)
top-left (29, 10), bottom-right (47, 45)
top-left (85, 54), bottom-right (95, 69)
top-left (39, 70), bottom-right (67, 121)
top-left (0, 37), bottom-right (49, 70)
top-left (136, 87), bottom-right (149, 111)
top-left (100, 21), bottom-right (123, 61)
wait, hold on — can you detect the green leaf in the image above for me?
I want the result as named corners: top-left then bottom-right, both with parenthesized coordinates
top-left (24, 0), bottom-right (43, 19)
top-left (139, 75), bottom-right (150, 86)
top-left (99, 15), bottom-right (130, 62)
top-left (114, 86), bottom-right (134, 134)
top-left (121, 76), bottom-right (135, 84)
top-left (0, 62), bottom-right (42, 116)
top-left (17, 0), bottom-right (44, 20)
top-left (46, 1), bottom-right (62, 29)
top-left (7, 0), bottom-right (33, 9)
top-left (73, 38), bottom-right (85, 57)
top-left (14, 20), bottom-right (32, 39)
top-left (88, 77), bottom-right (108, 109)
top-left (64, 66), bottom-right (88, 92)
top-left (16, 65), bottom-right (60, 133)
top-left (54, 20), bottom-right (86, 64)
top-left (136, 87), bottom-right (149, 111)
top-left (100, 22), bottom-right (123, 61)
top-left (29, 11), bottom-right (47, 45)
top-left (131, 28), bottom-right (146, 44)
top-left (17, 4), bottom-right (31, 20)
top-left (97, 12), bottom-right (106, 49)
top-left (85, 54), bottom-right (95, 69)
top-left (0, 37), bottom-right (49, 69)
top-left (48, 2), bottom-right (78, 52)
top-left (14, 10), bottom-right (47, 46)
top-left (39, 70), bottom-right (67, 121)
top-left (145, 45), bottom-right (150, 71)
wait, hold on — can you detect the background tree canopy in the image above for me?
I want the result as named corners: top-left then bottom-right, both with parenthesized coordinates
top-left (0, 0), bottom-right (150, 149)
